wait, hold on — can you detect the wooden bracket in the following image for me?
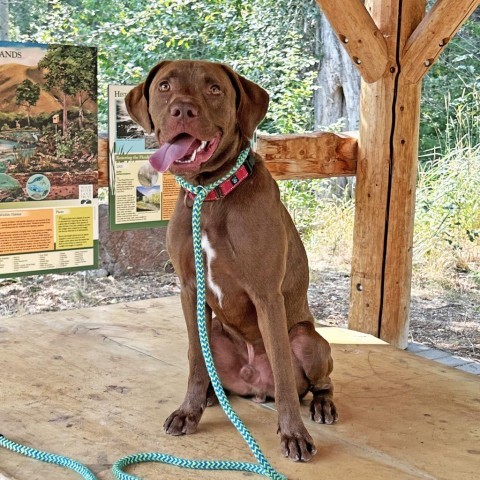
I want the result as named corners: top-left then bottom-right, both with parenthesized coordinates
top-left (402, 0), bottom-right (479, 84)
top-left (315, 0), bottom-right (389, 83)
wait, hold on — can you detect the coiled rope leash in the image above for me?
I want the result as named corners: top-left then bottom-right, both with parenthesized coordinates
top-left (0, 434), bottom-right (97, 480)
top-left (0, 148), bottom-right (287, 480)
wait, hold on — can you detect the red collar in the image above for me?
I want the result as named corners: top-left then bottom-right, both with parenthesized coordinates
top-left (186, 154), bottom-right (255, 202)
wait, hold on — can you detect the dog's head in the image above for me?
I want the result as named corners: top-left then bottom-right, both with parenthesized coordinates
top-left (125, 60), bottom-right (269, 178)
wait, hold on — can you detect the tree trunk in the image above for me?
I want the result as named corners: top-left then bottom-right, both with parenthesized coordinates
top-left (314, 13), bottom-right (360, 198)
top-left (0, 0), bottom-right (9, 41)
top-left (315, 13), bottom-right (360, 130)
top-left (78, 92), bottom-right (84, 129)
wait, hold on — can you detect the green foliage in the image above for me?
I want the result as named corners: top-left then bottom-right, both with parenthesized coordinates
top-left (15, 78), bottom-right (40, 126)
top-left (38, 44), bottom-right (97, 99)
top-left (148, 192), bottom-right (161, 206)
top-left (0, 112), bottom-right (19, 129)
top-left (420, 17), bottom-right (480, 154)
top-left (10, 0), bottom-right (319, 133)
top-left (15, 78), bottom-right (40, 108)
top-left (50, 123), bottom-right (97, 159)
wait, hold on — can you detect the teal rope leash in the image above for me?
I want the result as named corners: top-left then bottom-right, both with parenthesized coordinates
top-left (0, 434), bottom-right (97, 480)
top-left (172, 148), bottom-right (286, 480)
top-left (0, 148), bottom-right (286, 480)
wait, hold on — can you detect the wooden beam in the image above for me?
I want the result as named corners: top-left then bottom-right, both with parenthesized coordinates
top-left (97, 133), bottom-right (358, 187)
top-left (349, 0), bottom-right (426, 348)
top-left (402, 0), bottom-right (479, 84)
top-left (98, 134), bottom-right (108, 188)
top-left (315, 0), bottom-right (389, 83)
top-left (255, 132), bottom-right (357, 180)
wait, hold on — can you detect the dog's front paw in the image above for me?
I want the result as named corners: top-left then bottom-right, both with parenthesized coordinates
top-left (164, 408), bottom-right (202, 435)
top-left (279, 426), bottom-right (317, 462)
top-left (310, 395), bottom-right (338, 425)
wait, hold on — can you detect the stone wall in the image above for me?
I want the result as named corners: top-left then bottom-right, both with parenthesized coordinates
top-left (98, 204), bottom-right (171, 276)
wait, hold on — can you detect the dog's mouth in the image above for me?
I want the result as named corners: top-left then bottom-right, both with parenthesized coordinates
top-left (149, 132), bottom-right (221, 173)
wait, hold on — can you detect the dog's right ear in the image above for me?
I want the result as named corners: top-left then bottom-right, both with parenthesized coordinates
top-left (125, 60), bottom-right (171, 134)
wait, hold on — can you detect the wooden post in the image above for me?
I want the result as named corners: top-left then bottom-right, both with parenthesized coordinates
top-left (314, 0), bottom-right (478, 347)
top-left (349, 0), bottom-right (425, 347)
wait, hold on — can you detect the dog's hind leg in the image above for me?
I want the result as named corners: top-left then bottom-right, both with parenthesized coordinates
top-left (289, 322), bottom-right (338, 425)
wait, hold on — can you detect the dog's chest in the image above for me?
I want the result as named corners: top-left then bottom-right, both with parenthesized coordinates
top-left (201, 232), bottom-right (224, 307)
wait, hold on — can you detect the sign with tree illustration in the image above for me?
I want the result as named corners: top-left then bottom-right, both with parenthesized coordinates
top-left (0, 41), bottom-right (99, 278)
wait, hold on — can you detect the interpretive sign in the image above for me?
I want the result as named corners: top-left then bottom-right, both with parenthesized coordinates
top-left (0, 41), bottom-right (98, 277)
top-left (108, 85), bottom-right (179, 230)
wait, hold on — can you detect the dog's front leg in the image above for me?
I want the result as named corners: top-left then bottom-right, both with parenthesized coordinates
top-left (164, 286), bottom-right (212, 435)
top-left (255, 294), bottom-right (316, 461)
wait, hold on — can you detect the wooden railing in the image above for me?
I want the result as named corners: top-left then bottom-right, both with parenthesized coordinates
top-left (97, 132), bottom-right (358, 188)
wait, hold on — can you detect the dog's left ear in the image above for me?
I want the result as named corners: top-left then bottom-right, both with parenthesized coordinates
top-left (221, 65), bottom-right (269, 140)
top-left (125, 60), bottom-right (171, 134)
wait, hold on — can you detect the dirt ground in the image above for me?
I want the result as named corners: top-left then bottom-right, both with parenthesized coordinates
top-left (1, 266), bottom-right (478, 363)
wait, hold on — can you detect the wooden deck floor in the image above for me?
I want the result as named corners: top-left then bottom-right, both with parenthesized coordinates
top-left (0, 296), bottom-right (479, 480)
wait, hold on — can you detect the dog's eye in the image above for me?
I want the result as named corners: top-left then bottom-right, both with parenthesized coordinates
top-left (159, 81), bottom-right (170, 92)
top-left (209, 84), bottom-right (221, 95)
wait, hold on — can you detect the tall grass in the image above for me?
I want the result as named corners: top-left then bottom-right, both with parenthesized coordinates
top-left (279, 179), bottom-right (354, 272)
top-left (414, 88), bottom-right (480, 290)
top-left (414, 144), bottom-right (480, 289)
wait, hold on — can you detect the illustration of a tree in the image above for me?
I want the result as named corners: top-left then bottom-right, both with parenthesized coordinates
top-left (72, 48), bottom-right (97, 129)
top-left (15, 79), bottom-right (40, 127)
top-left (38, 45), bottom-right (96, 136)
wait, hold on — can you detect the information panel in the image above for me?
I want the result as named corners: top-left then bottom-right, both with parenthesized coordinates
top-left (0, 41), bottom-right (99, 277)
top-left (108, 85), bottom-right (179, 230)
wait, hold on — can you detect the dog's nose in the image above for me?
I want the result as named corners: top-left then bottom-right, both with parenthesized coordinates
top-left (170, 102), bottom-right (198, 119)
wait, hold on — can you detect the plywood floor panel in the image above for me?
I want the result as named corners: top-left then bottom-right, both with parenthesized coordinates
top-left (0, 297), bottom-right (479, 480)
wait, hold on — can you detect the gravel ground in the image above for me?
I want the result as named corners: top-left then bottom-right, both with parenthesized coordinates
top-left (1, 267), bottom-right (479, 362)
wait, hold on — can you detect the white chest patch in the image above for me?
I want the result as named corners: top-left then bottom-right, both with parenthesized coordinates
top-left (201, 233), bottom-right (224, 307)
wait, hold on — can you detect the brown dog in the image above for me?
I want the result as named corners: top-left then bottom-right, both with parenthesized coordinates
top-left (126, 60), bottom-right (337, 462)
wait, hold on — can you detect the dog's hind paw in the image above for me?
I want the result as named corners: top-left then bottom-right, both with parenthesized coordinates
top-left (310, 395), bottom-right (338, 425)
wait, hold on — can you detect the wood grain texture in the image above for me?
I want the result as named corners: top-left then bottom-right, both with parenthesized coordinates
top-left (315, 0), bottom-right (389, 83)
top-left (378, 1), bottom-right (426, 347)
top-left (380, 80), bottom-right (422, 347)
top-left (402, 0), bottom-right (479, 83)
top-left (1, 297), bottom-right (479, 480)
top-left (256, 132), bottom-right (358, 180)
top-left (349, 0), bottom-right (401, 338)
top-left (98, 136), bottom-right (108, 188)
top-left (0, 471), bottom-right (19, 480)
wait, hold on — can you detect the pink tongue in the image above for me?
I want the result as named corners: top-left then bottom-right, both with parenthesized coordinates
top-left (149, 136), bottom-right (198, 172)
